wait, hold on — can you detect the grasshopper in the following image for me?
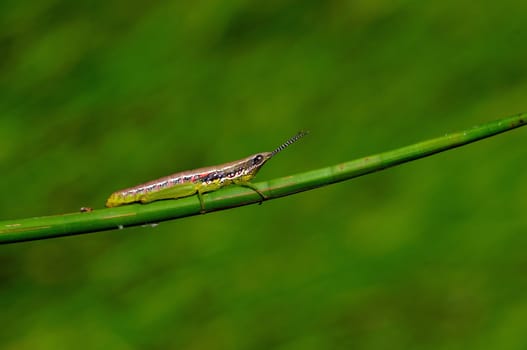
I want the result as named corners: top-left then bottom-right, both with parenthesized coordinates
top-left (105, 131), bottom-right (308, 212)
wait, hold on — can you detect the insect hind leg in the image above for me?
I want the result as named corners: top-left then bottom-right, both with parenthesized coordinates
top-left (139, 183), bottom-right (198, 204)
top-left (196, 189), bottom-right (207, 214)
top-left (140, 183), bottom-right (209, 214)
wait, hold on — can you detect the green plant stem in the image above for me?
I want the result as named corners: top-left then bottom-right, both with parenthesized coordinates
top-left (1, 113), bottom-right (525, 244)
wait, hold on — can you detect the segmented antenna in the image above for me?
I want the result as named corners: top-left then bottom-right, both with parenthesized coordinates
top-left (271, 130), bottom-right (309, 157)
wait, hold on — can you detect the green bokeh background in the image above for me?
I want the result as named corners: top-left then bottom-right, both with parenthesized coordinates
top-left (1, 1), bottom-right (527, 349)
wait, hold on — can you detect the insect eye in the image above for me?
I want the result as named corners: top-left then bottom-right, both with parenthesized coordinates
top-left (253, 155), bottom-right (263, 164)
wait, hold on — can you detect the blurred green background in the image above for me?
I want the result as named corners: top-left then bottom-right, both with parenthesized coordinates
top-left (1, 1), bottom-right (527, 349)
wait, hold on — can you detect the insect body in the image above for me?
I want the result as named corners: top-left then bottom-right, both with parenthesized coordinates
top-left (105, 131), bottom-right (308, 212)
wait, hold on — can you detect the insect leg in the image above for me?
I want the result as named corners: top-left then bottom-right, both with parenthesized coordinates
top-left (196, 190), bottom-right (206, 214)
top-left (234, 181), bottom-right (268, 205)
top-left (139, 183), bottom-right (198, 204)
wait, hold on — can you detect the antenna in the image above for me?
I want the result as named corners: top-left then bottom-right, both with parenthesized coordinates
top-left (271, 130), bottom-right (309, 157)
